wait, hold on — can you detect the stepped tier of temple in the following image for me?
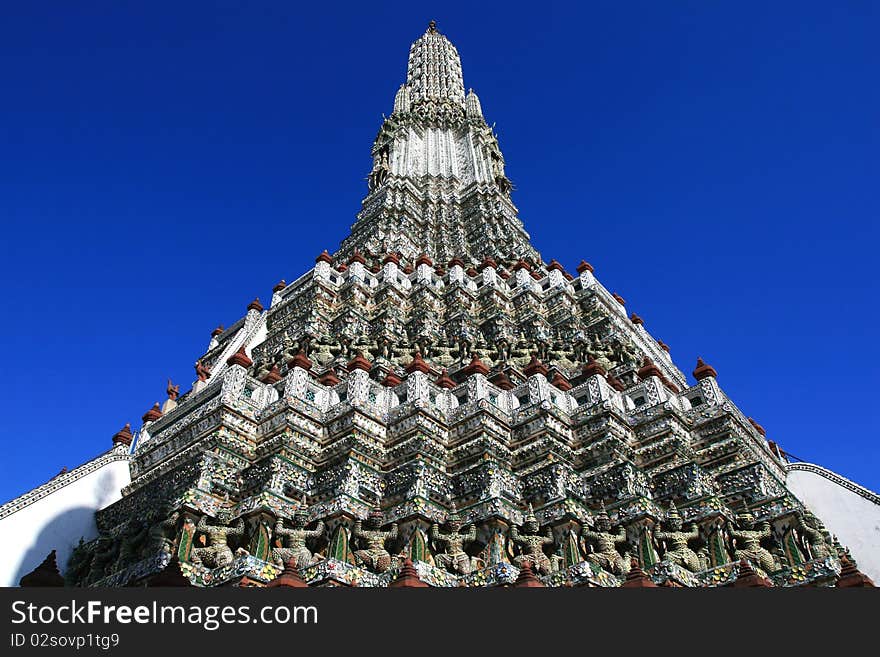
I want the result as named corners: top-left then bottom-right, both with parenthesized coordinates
top-left (54, 22), bottom-right (867, 588)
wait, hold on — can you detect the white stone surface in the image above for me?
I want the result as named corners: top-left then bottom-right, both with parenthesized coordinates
top-left (787, 463), bottom-right (880, 583)
top-left (0, 449), bottom-right (131, 586)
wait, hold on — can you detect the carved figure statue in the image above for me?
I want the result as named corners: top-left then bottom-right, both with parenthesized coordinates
top-left (65, 538), bottom-right (94, 587)
top-left (730, 512), bottom-right (779, 573)
top-left (456, 327), bottom-right (473, 359)
top-left (582, 511), bottom-right (631, 576)
top-left (352, 508), bottom-right (398, 573)
top-left (166, 379), bottom-right (180, 401)
top-left (609, 336), bottom-right (639, 369)
top-left (144, 504), bottom-right (180, 557)
top-left (797, 510), bottom-right (833, 561)
top-left (510, 334), bottom-right (531, 359)
top-left (493, 337), bottom-right (512, 363)
top-left (572, 330), bottom-right (589, 363)
top-left (114, 519), bottom-right (149, 571)
top-left (190, 510), bottom-right (246, 569)
top-left (510, 504), bottom-right (553, 575)
top-left (654, 502), bottom-right (702, 572)
top-left (430, 506), bottom-right (478, 575)
top-left (272, 507), bottom-right (325, 569)
top-left (88, 536), bottom-right (119, 584)
top-left (587, 334), bottom-right (615, 371)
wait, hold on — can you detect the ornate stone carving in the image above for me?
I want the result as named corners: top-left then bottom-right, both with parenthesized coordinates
top-left (352, 508), bottom-right (399, 573)
top-left (730, 512), bottom-right (780, 574)
top-left (190, 510), bottom-right (246, 569)
top-left (654, 503), bottom-right (703, 572)
top-left (581, 511), bottom-right (631, 576)
top-left (430, 506), bottom-right (479, 574)
top-left (271, 507), bottom-right (325, 569)
top-left (510, 504), bottom-right (554, 575)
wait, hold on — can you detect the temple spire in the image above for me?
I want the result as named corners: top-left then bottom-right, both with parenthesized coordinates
top-left (338, 22), bottom-right (539, 265)
top-left (405, 20), bottom-right (466, 108)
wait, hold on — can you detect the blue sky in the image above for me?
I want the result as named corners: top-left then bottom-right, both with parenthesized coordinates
top-left (0, 2), bottom-right (877, 502)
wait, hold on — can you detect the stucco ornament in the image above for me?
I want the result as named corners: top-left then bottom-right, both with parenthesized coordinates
top-left (190, 509), bottom-right (246, 569)
top-left (582, 511), bottom-right (631, 576)
top-left (352, 508), bottom-right (399, 573)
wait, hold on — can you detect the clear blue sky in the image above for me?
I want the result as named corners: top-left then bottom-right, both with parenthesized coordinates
top-left (1, 2), bottom-right (877, 502)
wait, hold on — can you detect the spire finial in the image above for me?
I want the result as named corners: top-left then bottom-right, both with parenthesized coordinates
top-left (428, 19), bottom-right (437, 33)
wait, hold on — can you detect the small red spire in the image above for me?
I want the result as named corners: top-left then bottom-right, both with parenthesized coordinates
top-left (657, 340), bottom-right (670, 353)
top-left (434, 265), bottom-right (446, 276)
top-left (550, 370), bottom-right (572, 392)
top-left (576, 260), bottom-right (594, 274)
top-left (405, 350), bottom-right (431, 374)
top-left (512, 259), bottom-right (531, 272)
top-left (262, 364), bottom-right (282, 384)
top-left (529, 270), bottom-right (543, 280)
top-left (348, 249), bottom-right (366, 265)
top-left (272, 280), bottom-right (287, 293)
top-left (546, 259), bottom-right (565, 273)
top-left (513, 561), bottom-right (544, 587)
top-left (112, 423), bottom-right (134, 447)
top-left (287, 350), bottom-right (312, 371)
top-left (611, 293), bottom-right (626, 306)
top-left (402, 264), bottom-right (414, 274)
top-left (606, 373), bottom-right (627, 392)
top-left (247, 297), bottom-right (264, 313)
top-left (195, 360), bottom-right (212, 381)
top-left (315, 250), bottom-right (333, 264)
top-left (662, 378), bottom-right (680, 393)
top-left (462, 353), bottom-right (490, 376)
top-left (319, 368), bottom-right (340, 386)
top-left (465, 266), bottom-right (478, 277)
top-left (498, 269), bottom-right (511, 280)
top-left (381, 370), bottom-right (403, 387)
top-left (389, 557), bottom-right (428, 588)
top-left (637, 356), bottom-right (662, 380)
top-left (630, 312), bottom-right (644, 325)
top-left (337, 262), bottom-right (348, 272)
top-left (490, 370), bottom-right (515, 390)
top-left (479, 256), bottom-right (498, 270)
top-left (383, 252), bottom-right (400, 265)
top-left (732, 559), bottom-right (772, 587)
top-left (837, 555), bottom-right (875, 587)
top-left (767, 440), bottom-right (785, 460)
top-left (447, 257), bottom-right (466, 268)
top-left (266, 559), bottom-right (309, 588)
top-left (748, 417), bottom-right (766, 437)
top-left (693, 357), bottom-right (718, 380)
top-left (211, 324), bottom-right (225, 338)
top-left (523, 354), bottom-right (549, 377)
top-left (621, 559), bottom-right (657, 588)
top-left (581, 355), bottom-right (607, 377)
top-left (227, 345), bottom-right (253, 368)
top-left (142, 402), bottom-right (162, 423)
top-left (347, 351), bottom-right (372, 372)
top-left (435, 368), bottom-right (456, 389)
top-left (415, 253), bottom-right (433, 267)
top-left (370, 263), bottom-right (381, 273)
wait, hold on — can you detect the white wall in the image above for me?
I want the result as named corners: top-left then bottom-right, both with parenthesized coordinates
top-left (0, 450), bottom-right (131, 587)
top-left (787, 464), bottom-right (880, 583)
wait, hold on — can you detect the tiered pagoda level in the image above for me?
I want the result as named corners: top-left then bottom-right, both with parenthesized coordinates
top-left (63, 23), bottom-right (866, 588)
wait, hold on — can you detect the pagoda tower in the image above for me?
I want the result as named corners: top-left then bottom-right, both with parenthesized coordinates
top-left (24, 22), bottom-right (874, 588)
